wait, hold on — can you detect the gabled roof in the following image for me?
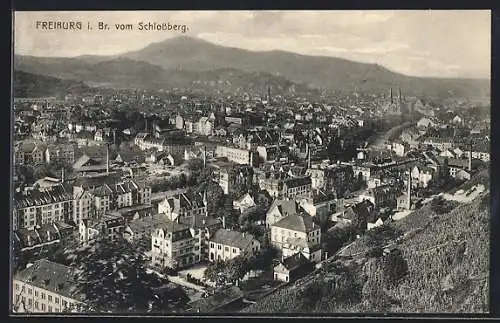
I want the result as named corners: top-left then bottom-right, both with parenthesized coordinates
top-left (268, 199), bottom-right (298, 217)
top-left (14, 259), bottom-right (84, 301)
top-left (273, 214), bottom-right (317, 233)
top-left (277, 252), bottom-right (312, 271)
top-left (283, 176), bottom-right (311, 188)
top-left (14, 184), bottom-right (72, 209)
top-left (210, 228), bottom-right (256, 250)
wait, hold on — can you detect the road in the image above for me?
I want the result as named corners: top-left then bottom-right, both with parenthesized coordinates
top-left (147, 268), bottom-right (207, 292)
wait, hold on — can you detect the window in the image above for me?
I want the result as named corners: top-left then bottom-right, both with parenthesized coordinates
top-left (28, 299), bottom-right (32, 306)
top-left (225, 246), bottom-right (229, 251)
top-left (48, 305), bottom-right (52, 312)
top-left (41, 293), bottom-right (45, 299)
top-left (55, 297), bottom-right (59, 304)
top-left (63, 300), bottom-right (68, 308)
top-left (15, 295), bottom-right (19, 303)
top-left (41, 304), bottom-right (45, 311)
top-left (15, 284), bottom-right (19, 291)
top-left (218, 245), bottom-right (221, 250)
top-left (48, 295), bottom-right (52, 302)
top-left (35, 301), bottom-right (39, 309)
top-left (232, 248), bottom-right (236, 253)
top-left (28, 288), bottom-right (32, 295)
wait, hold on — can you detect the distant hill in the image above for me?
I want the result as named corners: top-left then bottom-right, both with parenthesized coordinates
top-left (14, 36), bottom-right (490, 99)
top-left (242, 169), bottom-right (490, 313)
top-left (14, 57), bottom-right (314, 96)
top-left (13, 70), bottom-right (91, 99)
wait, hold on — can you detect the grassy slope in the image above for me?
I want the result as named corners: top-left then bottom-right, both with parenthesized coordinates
top-left (243, 169), bottom-right (490, 313)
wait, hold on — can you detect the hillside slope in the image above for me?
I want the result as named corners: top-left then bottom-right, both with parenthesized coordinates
top-left (14, 57), bottom-right (315, 96)
top-left (242, 171), bottom-right (490, 313)
top-left (13, 70), bottom-right (91, 98)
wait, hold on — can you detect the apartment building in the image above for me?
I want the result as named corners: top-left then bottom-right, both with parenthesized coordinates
top-left (282, 176), bottom-right (312, 199)
top-left (79, 213), bottom-right (125, 244)
top-left (12, 259), bottom-right (85, 313)
top-left (72, 174), bottom-right (151, 225)
top-left (215, 145), bottom-right (252, 165)
top-left (151, 220), bottom-right (200, 270)
top-left (157, 193), bottom-right (206, 224)
top-left (13, 184), bottom-right (73, 231)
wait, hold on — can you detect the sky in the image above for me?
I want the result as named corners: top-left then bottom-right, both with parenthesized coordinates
top-left (14, 10), bottom-right (491, 79)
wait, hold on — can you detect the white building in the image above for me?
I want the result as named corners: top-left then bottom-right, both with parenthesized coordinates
top-left (270, 214), bottom-right (322, 263)
top-left (208, 229), bottom-right (260, 262)
top-left (12, 259), bottom-right (85, 313)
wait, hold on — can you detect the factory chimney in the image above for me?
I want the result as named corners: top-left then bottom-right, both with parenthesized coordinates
top-left (203, 146), bottom-right (207, 168)
top-left (106, 144), bottom-right (109, 174)
top-left (406, 171), bottom-right (411, 210)
top-left (468, 140), bottom-right (472, 172)
top-left (390, 88), bottom-right (393, 104)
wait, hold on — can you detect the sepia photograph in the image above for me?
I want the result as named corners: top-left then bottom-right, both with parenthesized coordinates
top-left (10, 10), bottom-right (491, 315)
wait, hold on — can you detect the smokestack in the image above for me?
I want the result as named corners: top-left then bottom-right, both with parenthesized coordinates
top-left (203, 146), bottom-right (207, 168)
top-left (222, 215), bottom-right (226, 229)
top-left (106, 144), bottom-right (109, 174)
top-left (145, 118), bottom-right (148, 132)
top-left (407, 171), bottom-right (411, 210)
top-left (390, 88), bottom-right (393, 104)
top-left (398, 87), bottom-right (402, 103)
top-left (61, 167), bottom-right (65, 183)
top-left (307, 148), bottom-right (311, 169)
top-left (249, 151), bottom-right (253, 167)
top-left (468, 140), bottom-right (472, 172)
top-left (113, 129), bottom-right (116, 145)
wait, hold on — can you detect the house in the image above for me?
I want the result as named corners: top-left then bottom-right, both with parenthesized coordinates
top-left (391, 141), bottom-right (409, 157)
top-left (157, 193), bottom-right (207, 224)
top-left (208, 228), bottom-right (260, 262)
top-left (358, 184), bottom-right (399, 208)
top-left (273, 252), bottom-right (314, 283)
top-left (271, 214), bottom-right (322, 263)
top-left (196, 117), bottom-right (214, 136)
top-left (78, 213), bottom-right (125, 244)
top-left (214, 164), bottom-right (254, 195)
top-left (12, 259), bottom-right (85, 313)
top-left (410, 165), bottom-right (434, 188)
top-left (298, 192), bottom-right (336, 224)
top-left (266, 199), bottom-right (299, 228)
top-left (335, 200), bottom-right (374, 233)
top-left (13, 222), bottom-right (71, 254)
top-left (282, 176), bottom-right (312, 199)
top-left (14, 141), bottom-right (46, 167)
top-left (233, 193), bottom-right (256, 214)
top-left (175, 115), bottom-right (184, 130)
top-left (151, 220), bottom-right (200, 270)
top-left (416, 117), bottom-right (435, 128)
top-left (45, 143), bottom-right (76, 165)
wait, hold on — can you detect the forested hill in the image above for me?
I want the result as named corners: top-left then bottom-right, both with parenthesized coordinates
top-left (13, 70), bottom-right (91, 99)
top-left (242, 169), bottom-right (490, 313)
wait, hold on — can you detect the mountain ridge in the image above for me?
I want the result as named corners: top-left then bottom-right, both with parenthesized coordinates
top-left (14, 36), bottom-right (490, 99)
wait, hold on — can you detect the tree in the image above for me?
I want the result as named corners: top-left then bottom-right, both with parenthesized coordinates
top-left (59, 237), bottom-right (189, 313)
top-left (204, 257), bottom-right (249, 286)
